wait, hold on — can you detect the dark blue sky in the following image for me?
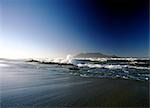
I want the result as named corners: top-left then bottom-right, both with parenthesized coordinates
top-left (0, 0), bottom-right (149, 58)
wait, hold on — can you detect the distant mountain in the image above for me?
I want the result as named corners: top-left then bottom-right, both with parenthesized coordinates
top-left (75, 53), bottom-right (118, 58)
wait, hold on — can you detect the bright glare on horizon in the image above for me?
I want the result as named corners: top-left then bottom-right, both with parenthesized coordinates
top-left (0, 0), bottom-right (149, 58)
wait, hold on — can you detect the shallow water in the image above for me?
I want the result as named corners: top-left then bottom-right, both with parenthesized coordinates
top-left (0, 59), bottom-right (149, 107)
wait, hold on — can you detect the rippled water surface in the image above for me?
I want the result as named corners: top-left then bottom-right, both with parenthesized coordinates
top-left (0, 59), bottom-right (149, 107)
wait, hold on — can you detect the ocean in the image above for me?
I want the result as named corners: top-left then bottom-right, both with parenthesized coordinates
top-left (0, 58), bottom-right (149, 107)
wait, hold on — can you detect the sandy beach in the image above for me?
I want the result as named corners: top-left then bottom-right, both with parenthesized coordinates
top-left (1, 60), bottom-right (149, 107)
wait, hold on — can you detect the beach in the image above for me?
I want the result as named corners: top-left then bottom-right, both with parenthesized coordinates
top-left (0, 60), bottom-right (149, 107)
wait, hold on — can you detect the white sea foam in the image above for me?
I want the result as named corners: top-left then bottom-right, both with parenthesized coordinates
top-left (77, 63), bottom-right (103, 68)
top-left (76, 63), bottom-right (150, 70)
top-left (0, 63), bottom-right (10, 67)
top-left (75, 57), bottom-right (108, 62)
top-left (29, 56), bottom-right (150, 70)
top-left (127, 65), bottom-right (150, 70)
top-left (45, 54), bottom-right (74, 64)
top-left (77, 63), bottom-right (127, 69)
top-left (75, 57), bottom-right (149, 61)
top-left (104, 64), bottom-right (126, 69)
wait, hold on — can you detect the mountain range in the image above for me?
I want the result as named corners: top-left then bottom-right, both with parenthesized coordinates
top-left (75, 53), bottom-right (118, 58)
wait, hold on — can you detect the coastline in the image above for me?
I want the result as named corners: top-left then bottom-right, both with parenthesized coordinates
top-left (1, 59), bottom-right (149, 107)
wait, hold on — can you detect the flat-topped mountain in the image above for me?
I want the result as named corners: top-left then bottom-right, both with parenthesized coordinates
top-left (75, 53), bottom-right (118, 58)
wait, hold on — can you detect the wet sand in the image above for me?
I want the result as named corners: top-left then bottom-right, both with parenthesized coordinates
top-left (1, 77), bottom-right (149, 107)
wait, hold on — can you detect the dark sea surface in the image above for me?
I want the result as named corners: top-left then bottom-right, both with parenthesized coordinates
top-left (0, 59), bottom-right (149, 107)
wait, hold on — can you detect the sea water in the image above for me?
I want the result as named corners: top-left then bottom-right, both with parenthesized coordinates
top-left (0, 58), bottom-right (149, 107)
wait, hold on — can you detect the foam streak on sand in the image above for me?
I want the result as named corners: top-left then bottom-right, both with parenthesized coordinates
top-left (0, 63), bottom-right (9, 67)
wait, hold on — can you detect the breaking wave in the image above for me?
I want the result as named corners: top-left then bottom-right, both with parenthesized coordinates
top-left (27, 55), bottom-right (150, 81)
top-left (76, 63), bottom-right (150, 70)
top-left (70, 57), bottom-right (149, 81)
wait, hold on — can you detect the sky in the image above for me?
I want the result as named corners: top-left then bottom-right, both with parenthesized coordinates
top-left (0, 0), bottom-right (149, 58)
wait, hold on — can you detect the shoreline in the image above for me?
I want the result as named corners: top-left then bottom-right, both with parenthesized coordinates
top-left (2, 76), bottom-right (149, 107)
